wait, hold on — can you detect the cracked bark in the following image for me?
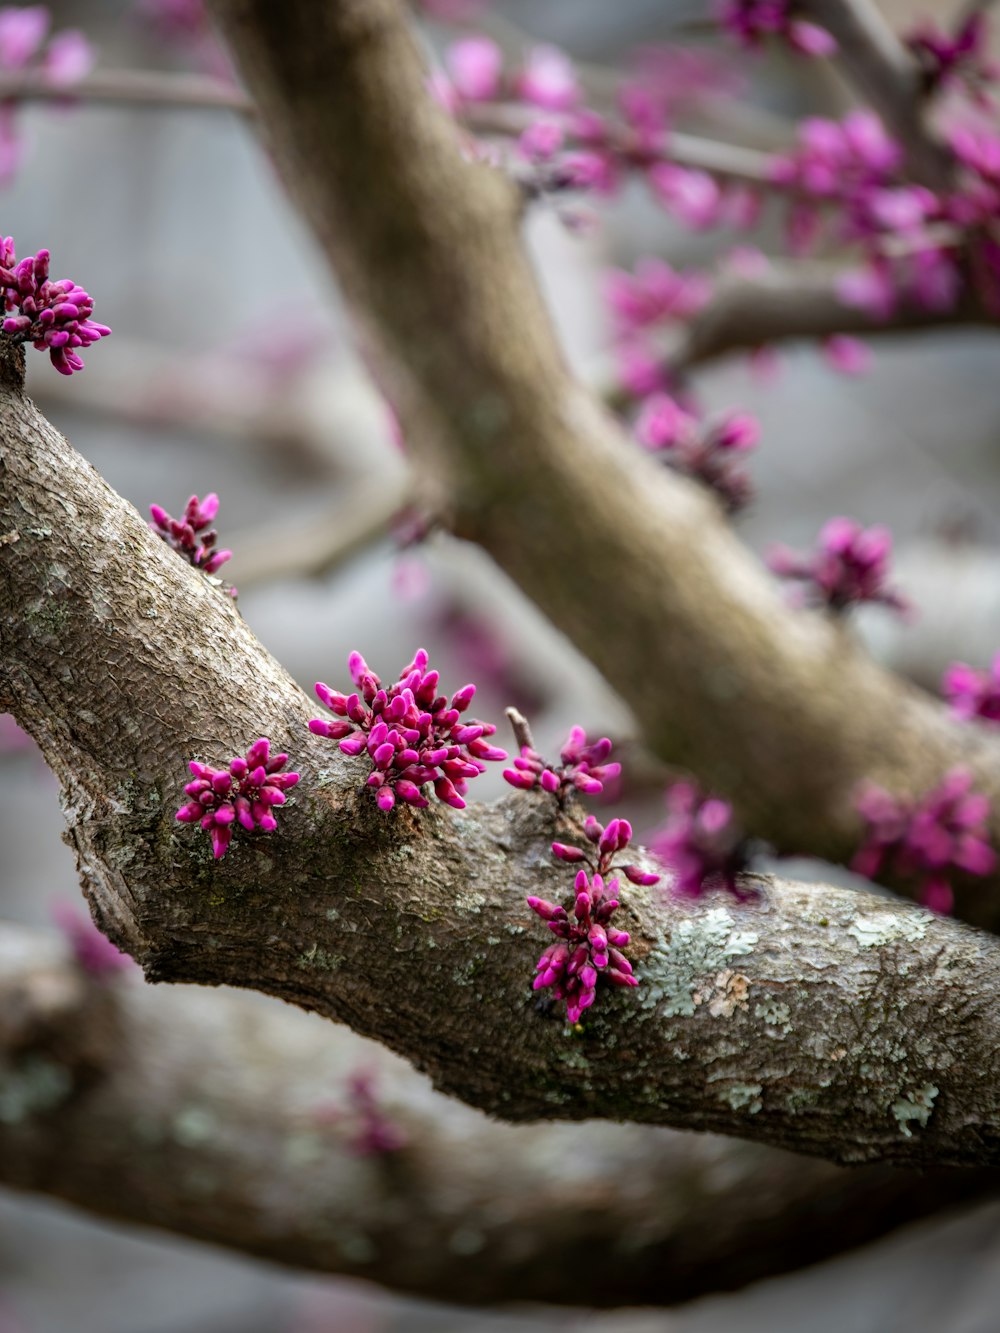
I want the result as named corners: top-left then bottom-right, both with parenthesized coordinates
top-left (0, 921), bottom-right (997, 1308)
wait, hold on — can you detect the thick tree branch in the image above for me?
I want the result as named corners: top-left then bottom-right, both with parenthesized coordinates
top-left (7, 362), bottom-right (1000, 1165)
top-left (205, 0), bottom-right (1000, 925)
top-left (3, 922), bottom-right (996, 1307)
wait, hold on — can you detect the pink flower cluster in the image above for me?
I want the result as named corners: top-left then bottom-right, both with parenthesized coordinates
top-left (0, 242), bottom-right (110, 375)
top-left (0, 7), bottom-right (94, 183)
top-left (943, 654), bottom-right (1000, 723)
top-left (907, 13), bottom-right (997, 100)
top-left (150, 492), bottom-right (233, 578)
top-left (530, 870), bottom-right (635, 1025)
top-left (767, 516), bottom-right (909, 615)
top-left (604, 256), bottom-right (712, 334)
top-left (445, 38), bottom-right (580, 113)
top-left (176, 737), bottom-right (300, 859)
top-left (503, 725), bottom-right (620, 800)
top-left (53, 903), bottom-right (134, 979)
top-left (635, 393), bottom-right (759, 512)
top-left (529, 817), bottom-right (658, 1024)
top-left (651, 781), bottom-right (750, 899)
top-left (441, 35), bottom-right (761, 228)
top-left (853, 770), bottom-right (996, 914)
top-left (342, 1071), bottom-right (408, 1157)
top-left (717, 0), bottom-right (837, 58)
top-left (310, 649), bottom-right (506, 811)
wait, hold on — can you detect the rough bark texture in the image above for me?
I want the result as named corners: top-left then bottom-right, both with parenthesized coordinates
top-left (1, 922), bottom-right (998, 1308)
top-left (205, 0), bottom-right (1000, 924)
top-left (6, 355), bottom-right (1000, 1164)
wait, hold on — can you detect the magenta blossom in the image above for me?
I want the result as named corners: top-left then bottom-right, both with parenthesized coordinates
top-left (635, 393), bottom-right (759, 513)
top-left (310, 649), bottom-right (505, 812)
top-left (767, 516), bottom-right (909, 615)
top-left (53, 903), bottom-right (134, 979)
top-left (515, 45), bottom-right (580, 111)
top-left (0, 243), bottom-right (110, 375)
top-left (504, 725), bottom-right (621, 802)
top-left (446, 35), bottom-right (502, 103)
top-left (943, 654), bottom-right (1000, 724)
top-left (533, 815), bottom-right (658, 1023)
top-left (529, 817), bottom-right (658, 1024)
top-left (549, 813), bottom-right (662, 888)
top-left (853, 770), bottom-right (996, 915)
top-left (603, 257), bottom-right (712, 334)
top-left (529, 869), bottom-right (637, 1024)
top-left (717, 0), bottom-right (837, 58)
top-left (176, 737), bottom-right (300, 860)
top-left (907, 13), bottom-right (997, 97)
top-left (651, 781), bottom-right (750, 899)
top-left (150, 492), bottom-right (233, 583)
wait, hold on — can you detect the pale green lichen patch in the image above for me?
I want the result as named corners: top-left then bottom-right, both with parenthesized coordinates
top-left (297, 944), bottom-right (345, 971)
top-left (754, 998), bottom-right (792, 1036)
top-left (892, 1083), bottom-right (939, 1137)
top-left (172, 1105), bottom-right (217, 1148)
top-left (848, 911), bottom-right (931, 949)
top-left (639, 908), bottom-right (758, 1018)
top-left (718, 1082), bottom-right (763, 1114)
top-left (0, 1055), bottom-right (72, 1123)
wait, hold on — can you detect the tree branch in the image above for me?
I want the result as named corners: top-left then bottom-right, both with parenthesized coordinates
top-left (206, 0), bottom-right (1000, 927)
top-left (2, 921), bottom-right (997, 1307)
top-left (0, 68), bottom-right (252, 115)
top-left (7, 357), bottom-right (1000, 1163)
top-left (662, 260), bottom-right (994, 375)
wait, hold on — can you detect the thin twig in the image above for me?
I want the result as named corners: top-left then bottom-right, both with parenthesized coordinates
top-left (0, 68), bottom-right (254, 115)
top-left (504, 705), bottom-right (534, 751)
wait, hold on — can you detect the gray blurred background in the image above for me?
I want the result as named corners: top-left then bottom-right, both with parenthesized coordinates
top-left (3, 0), bottom-right (1000, 1329)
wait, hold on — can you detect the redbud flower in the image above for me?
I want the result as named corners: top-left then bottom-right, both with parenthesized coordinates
top-left (149, 492), bottom-right (234, 583)
top-left (53, 903), bottom-right (134, 979)
top-left (943, 654), bottom-right (1000, 723)
top-left (0, 243), bottom-right (110, 375)
top-left (853, 770), bottom-right (996, 914)
top-left (343, 1071), bottom-right (408, 1157)
top-left (652, 781), bottom-right (750, 899)
top-left (515, 45), bottom-right (579, 111)
top-left (310, 649), bottom-right (505, 812)
top-left (176, 737), bottom-right (300, 860)
top-left (503, 725), bottom-right (622, 802)
top-left (529, 870), bottom-right (637, 1024)
top-left (717, 0), bottom-right (837, 58)
top-left (603, 257), bottom-right (711, 334)
top-left (0, 6), bottom-right (49, 69)
top-left (767, 516), bottom-right (909, 615)
top-left (648, 163), bottom-right (722, 230)
top-left (635, 394), bottom-right (758, 513)
top-left (823, 334), bottom-right (872, 376)
top-left (446, 36), bottom-right (502, 103)
top-left (907, 14), bottom-right (997, 96)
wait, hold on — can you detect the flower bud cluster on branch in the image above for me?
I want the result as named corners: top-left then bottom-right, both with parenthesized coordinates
top-left (175, 736), bottom-right (300, 859)
top-left (149, 491), bottom-right (234, 584)
top-left (309, 649), bottom-right (506, 811)
top-left (531, 816), bottom-right (655, 1024)
top-left (853, 770), bottom-right (996, 915)
top-left (0, 239), bottom-right (110, 375)
top-left (0, 6), bottom-right (93, 181)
